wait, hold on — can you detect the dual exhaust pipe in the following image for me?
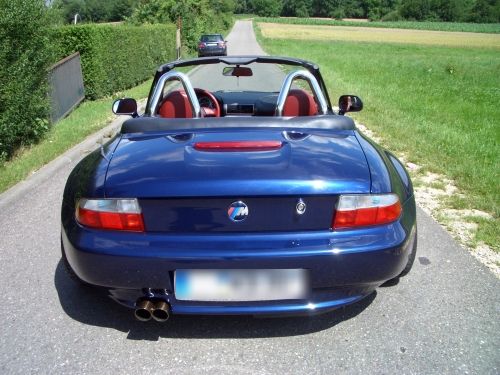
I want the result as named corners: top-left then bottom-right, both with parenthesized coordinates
top-left (134, 300), bottom-right (170, 322)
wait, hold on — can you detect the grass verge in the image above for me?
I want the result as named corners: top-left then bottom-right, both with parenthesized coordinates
top-left (255, 17), bottom-right (500, 34)
top-left (255, 24), bottom-right (499, 251)
top-left (0, 79), bottom-right (152, 194)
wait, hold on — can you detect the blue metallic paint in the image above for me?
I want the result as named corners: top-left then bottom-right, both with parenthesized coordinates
top-left (62, 196), bottom-right (415, 315)
top-left (61, 57), bottom-right (417, 317)
top-left (104, 130), bottom-right (370, 198)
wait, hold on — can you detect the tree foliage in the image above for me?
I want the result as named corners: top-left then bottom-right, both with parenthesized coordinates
top-left (237, 0), bottom-right (500, 22)
top-left (250, 0), bottom-right (284, 16)
top-left (53, 0), bottom-right (139, 23)
top-left (127, 0), bottom-right (235, 50)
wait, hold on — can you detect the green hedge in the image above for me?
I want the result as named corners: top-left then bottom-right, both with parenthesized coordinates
top-left (52, 23), bottom-right (176, 100)
top-left (0, 0), bottom-right (53, 162)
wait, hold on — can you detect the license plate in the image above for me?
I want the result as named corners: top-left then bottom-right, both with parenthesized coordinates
top-left (175, 269), bottom-right (308, 302)
top-left (207, 43), bottom-right (217, 46)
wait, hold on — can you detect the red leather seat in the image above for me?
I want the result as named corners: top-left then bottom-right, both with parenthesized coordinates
top-left (282, 89), bottom-right (318, 117)
top-left (158, 90), bottom-right (193, 118)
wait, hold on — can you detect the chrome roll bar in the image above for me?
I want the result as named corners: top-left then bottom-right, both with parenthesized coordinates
top-left (275, 70), bottom-right (329, 116)
top-left (148, 71), bottom-right (201, 118)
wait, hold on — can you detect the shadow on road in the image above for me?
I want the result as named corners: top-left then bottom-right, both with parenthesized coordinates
top-left (55, 260), bottom-right (375, 341)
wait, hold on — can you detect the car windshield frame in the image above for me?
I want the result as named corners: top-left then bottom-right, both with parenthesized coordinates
top-left (145, 56), bottom-right (332, 116)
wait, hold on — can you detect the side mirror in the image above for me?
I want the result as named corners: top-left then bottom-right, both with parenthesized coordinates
top-left (338, 95), bottom-right (363, 115)
top-left (112, 98), bottom-right (137, 116)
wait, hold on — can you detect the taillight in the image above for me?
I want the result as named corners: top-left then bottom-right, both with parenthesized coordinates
top-left (218, 41), bottom-right (225, 47)
top-left (198, 42), bottom-right (206, 48)
top-left (76, 198), bottom-right (144, 232)
top-left (332, 194), bottom-right (401, 229)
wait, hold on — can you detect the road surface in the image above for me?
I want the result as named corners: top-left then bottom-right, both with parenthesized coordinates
top-left (0, 20), bottom-right (498, 375)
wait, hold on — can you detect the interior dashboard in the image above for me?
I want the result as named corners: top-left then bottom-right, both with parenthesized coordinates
top-left (212, 91), bottom-right (279, 117)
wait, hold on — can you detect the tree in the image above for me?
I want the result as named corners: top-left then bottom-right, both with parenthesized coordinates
top-left (399, 0), bottom-right (433, 20)
top-left (283, 0), bottom-right (313, 17)
top-left (250, 0), bottom-right (283, 16)
top-left (128, 0), bottom-right (234, 50)
top-left (53, 0), bottom-right (139, 23)
top-left (469, 0), bottom-right (500, 22)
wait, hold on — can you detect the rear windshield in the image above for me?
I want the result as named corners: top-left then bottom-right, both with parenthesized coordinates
top-left (201, 35), bottom-right (223, 42)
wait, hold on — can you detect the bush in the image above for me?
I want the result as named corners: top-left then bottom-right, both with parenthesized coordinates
top-left (52, 24), bottom-right (176, 100)
top-left (381, 10), bottom-right (403, 22)
top-left (0, 0), bottom-right (54, 162)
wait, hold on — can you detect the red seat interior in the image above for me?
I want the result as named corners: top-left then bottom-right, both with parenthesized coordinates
top-left (158, 90), bottom-right (193, 118)
top-left (282, 89), bottom-right (318, 117)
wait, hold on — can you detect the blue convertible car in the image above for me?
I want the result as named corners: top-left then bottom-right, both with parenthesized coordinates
top-left (61, 56), bottom-right (417, 322)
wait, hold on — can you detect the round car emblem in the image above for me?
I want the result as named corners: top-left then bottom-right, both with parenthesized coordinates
top-left (228, 201), bottom-right (249, 222)
top-left (296, 199), bottom-right (306, 215)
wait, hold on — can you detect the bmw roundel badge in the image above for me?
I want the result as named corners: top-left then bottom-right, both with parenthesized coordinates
top-left (228, 201), bottom-right (249, 222)
top-left (296, 198), bottom-right (306, 215)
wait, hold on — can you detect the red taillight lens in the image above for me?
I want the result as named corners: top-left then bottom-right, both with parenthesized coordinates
top-left (218, 41), bottom-right (224, 47)
top-left (198, 42), bottom-right (206, 48)
top-left (194, 141), bottom-right (283, 152)
top-left (76, 198), bottom-right (144, 232)
top-left (332, 194), bottom-right (401, 229)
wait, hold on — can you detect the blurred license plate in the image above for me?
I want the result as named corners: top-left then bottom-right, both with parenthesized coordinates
top-left (175, 269), bottom-right (308, 302)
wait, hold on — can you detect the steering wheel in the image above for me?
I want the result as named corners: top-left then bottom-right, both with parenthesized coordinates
top-left (194, 88), bottom-right (220, 117)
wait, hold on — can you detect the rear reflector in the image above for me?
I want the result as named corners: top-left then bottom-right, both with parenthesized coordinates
top-left (333, 194), bottom-right (401, 229)
top-left (76, 198), bottom-right (144, 232)
top-left (194, 141), bottom-right (283, 152)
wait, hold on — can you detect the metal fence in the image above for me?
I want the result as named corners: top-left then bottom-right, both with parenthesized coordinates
top-left (48, 52), bottom-right (85, 123)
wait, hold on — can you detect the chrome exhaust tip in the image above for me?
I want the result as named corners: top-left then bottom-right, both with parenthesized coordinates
top-left (152, 301), bottom-right (170, 322)
top-left (134, 300), bottom-right (154, 322)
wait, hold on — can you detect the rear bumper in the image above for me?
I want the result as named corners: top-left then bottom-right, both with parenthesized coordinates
top-left (62, 209), bottom-right (416, 315)
top-left (198, 48), bottom-right (226, 56)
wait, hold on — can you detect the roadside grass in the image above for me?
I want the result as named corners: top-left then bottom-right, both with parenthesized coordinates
top-left (255, 25), bottom-right (500, 251)
top-left (258, 22), bottom-right (500, 49)
top-left (255, 17), bottom-right (500, 34)
top-left (0, 79), bottom-right (152, 194)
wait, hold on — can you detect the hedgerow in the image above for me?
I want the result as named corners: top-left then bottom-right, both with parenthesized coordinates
top-left (0, 0), bottom-right (53, 162)
top-left (52, 23), bottom-right (176, 100)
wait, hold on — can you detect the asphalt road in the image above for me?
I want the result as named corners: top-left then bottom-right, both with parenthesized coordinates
top-left (0, 20), bottom-right (498, 375)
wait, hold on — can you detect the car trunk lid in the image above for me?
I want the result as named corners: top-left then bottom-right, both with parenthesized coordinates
top-left (105, 129), bottom-right (370, 232)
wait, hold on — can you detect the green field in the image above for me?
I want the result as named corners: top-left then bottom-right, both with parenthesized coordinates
top-left (259, 22), bottom-right (500, 49)
top-left (256, 23), bottom-right (500, 251)
top-left (255, 17), bottom-right (500, 34)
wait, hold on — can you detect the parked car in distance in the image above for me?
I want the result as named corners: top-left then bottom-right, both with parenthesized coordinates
top-left (198, 34), bottom-right (227, 57)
